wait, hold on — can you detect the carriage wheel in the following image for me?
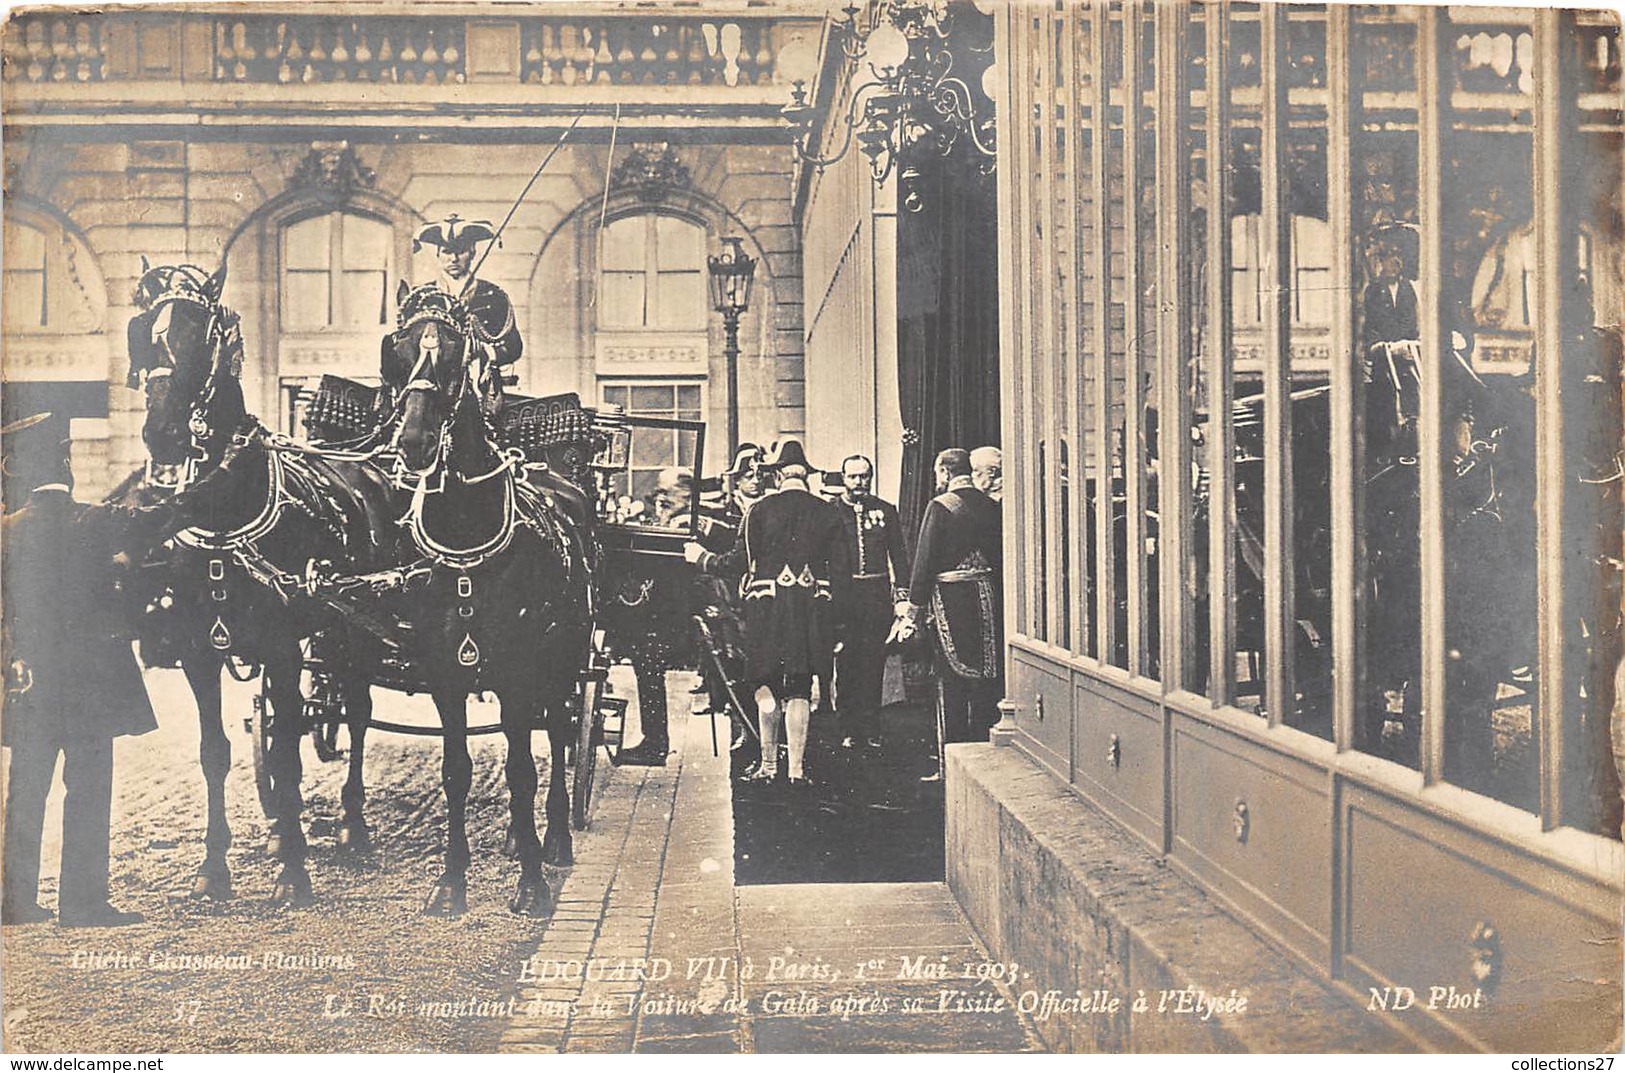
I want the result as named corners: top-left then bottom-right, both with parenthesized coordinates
top-left (570, 672), bottom-right (605, 830)
top-left (250, 679), bottom-right (279, 820)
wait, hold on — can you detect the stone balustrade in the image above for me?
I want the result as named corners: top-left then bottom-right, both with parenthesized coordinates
top-left (3, 10), bottom-right (796, 89)
top-left (2, 13), bottom-right (107, 83)
top-left (517, 19), bottom-right (776, 87)
top-left (213, 17), bottom-right (467, 85)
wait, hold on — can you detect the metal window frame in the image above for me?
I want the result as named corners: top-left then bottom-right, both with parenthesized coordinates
top-left (1259, 3), bottom-right (1295, 730)
top-left (994, 0), bottom-right (1026, 653)
top-left (1066, 0), bottom-right (1092, 659)
top-left (1017, 7), bottom-right (1041, 641)
top-left (1091, 0), bottom-right (1116, 666)
top-left (998, 6), bottom-right (1625, 1027)
top-left (1155, 0), bottom-right (1192, 696)
top-left (1122, 0), bottom-right (1148, 676)
top-left (1204, 0), bottom-right (1236, 706)
top-left (1040, 0), bottom-right (1066, 649)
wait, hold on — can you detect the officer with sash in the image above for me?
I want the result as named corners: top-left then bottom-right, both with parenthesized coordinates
top-left (2, 415), bottom-right (159, 926)
top-left (894, 447), bottom-right (1004, 782)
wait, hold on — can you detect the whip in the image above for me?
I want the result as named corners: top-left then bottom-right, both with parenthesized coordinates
top-left (470, 111), bottom-right (586, 281)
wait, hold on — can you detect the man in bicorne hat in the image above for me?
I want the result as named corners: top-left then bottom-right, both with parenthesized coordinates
top-left (406, 215), bottom-right (523, 406)
top-left (685, 439), bottom-right (849, 786)
top-left (2, 414), bottom-right (161, 926)
top-left (696, 443), bottom-right (765, 548)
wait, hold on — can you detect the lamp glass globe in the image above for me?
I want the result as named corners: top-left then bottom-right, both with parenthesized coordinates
top-left (865, 22), bottom-right (910, 72)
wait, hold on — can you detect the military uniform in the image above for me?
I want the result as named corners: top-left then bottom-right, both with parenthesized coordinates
top-left (833, 492), bottom-right (909, 744)
top-left (908, 476), bottom-right (1004, 750)
top-left (3, 482), bottom-right (158, 925)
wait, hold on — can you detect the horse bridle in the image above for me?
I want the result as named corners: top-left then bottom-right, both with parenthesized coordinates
top-left (388, 287), bottom-right (482, 493)
top-left (133, 265), bottom-right (243, 490)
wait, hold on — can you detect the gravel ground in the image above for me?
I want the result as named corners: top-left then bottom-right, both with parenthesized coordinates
top-left (2, 667), bottom-right (593, 1053)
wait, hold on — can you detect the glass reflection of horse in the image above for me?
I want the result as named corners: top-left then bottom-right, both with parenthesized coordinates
top-left (123, 260), bottom-right (398, 905)
top-left (380, 282), bottom-right (594, 916)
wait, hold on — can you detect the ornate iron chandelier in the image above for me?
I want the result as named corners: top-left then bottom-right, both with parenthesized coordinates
top-left (780, 0), bottom-right (997, 212)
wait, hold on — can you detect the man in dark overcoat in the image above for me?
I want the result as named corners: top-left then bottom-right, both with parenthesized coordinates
top-left (832, 454), bottom-right (910, 750)
top-left (2, 416), bottom-right (158, 926)
top-left (687, 440), bottom-right (849, 785)
top-left (899, 447), bottom-right (1004, 781)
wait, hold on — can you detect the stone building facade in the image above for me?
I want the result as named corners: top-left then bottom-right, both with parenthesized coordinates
top-left (3, 5), bottom-right (824, 499)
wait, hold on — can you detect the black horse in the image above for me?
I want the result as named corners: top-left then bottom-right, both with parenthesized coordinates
top-left (125, 261), bottom-right (398, 904)
top-left (376, 282), bottom-right (594, 916)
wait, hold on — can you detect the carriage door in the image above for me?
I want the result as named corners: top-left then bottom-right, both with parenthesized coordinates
top-left (275, 209), bottom-right (394, 435)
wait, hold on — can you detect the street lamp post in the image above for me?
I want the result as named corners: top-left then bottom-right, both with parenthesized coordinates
top-left (706, 235), bottom-right (757, 457)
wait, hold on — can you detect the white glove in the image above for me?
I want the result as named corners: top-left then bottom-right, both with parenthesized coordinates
top-left (682, 541), bottom-right (706, 565)
top-left (6, 659), bottom-right (33, 697)
top-left (697, 515), bottom-right (716, 536)
top-left (885, 604), bottom-right (918, 645)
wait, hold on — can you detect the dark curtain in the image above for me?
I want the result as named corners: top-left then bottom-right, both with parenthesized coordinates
top-left (895, 156), bottom-right (1000, 539)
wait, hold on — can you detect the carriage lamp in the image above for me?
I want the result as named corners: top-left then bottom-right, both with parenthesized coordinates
top-left (707, 236), bottom-right (757, 457)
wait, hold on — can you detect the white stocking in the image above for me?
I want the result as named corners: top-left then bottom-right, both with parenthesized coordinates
top-left (756, 687), bottom-right (781, 774)
top-left (785, 698), bottom-right (811, 779)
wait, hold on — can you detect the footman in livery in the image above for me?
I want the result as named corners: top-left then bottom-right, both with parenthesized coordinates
top-left (686, 439), bottom-right (849, 786)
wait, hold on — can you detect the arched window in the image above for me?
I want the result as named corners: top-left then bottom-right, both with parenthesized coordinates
top-left (281, 211), bottom-right (391, 331)
top-left (4, 221), bottom-right (50, 332)
top-left (598, 214), bottom-right (705, 331)
top-left (2, 215), bottom-right (103, 336)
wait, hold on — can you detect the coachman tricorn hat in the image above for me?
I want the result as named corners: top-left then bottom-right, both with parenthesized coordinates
top-left (413, 215), bottom-right (499, 253)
